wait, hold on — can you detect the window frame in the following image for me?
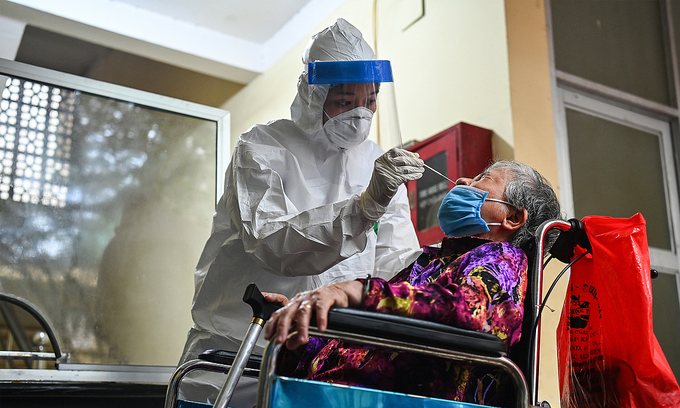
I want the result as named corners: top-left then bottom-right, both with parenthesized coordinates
top-left (556, 87), bottom-right (680, 271)
top-left (546, 0), bottom-right (680, 382)
top-left (0, 57), bottom-right (231, 382)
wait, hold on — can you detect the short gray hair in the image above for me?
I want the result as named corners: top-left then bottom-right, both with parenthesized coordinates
top-left (487, 161), bottom-right (563, 250)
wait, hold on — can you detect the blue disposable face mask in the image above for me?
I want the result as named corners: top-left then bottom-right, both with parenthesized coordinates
top-left (437, 185), bottom-right (515, 237)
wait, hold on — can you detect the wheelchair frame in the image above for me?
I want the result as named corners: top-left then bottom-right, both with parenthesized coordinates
top-left (167, 218), bottom-right (585, 408)
top-left (258, 316), bottom-right (529, 407)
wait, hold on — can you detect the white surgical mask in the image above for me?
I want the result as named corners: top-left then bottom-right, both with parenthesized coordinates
top-left (322, 107), bottom-right (373, 149)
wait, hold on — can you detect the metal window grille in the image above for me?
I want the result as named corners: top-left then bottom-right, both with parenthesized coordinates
top-left (0, 77), bottom-right (73, 207)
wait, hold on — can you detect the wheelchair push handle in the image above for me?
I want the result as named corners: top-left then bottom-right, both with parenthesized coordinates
top-left (213, 284), bottom-right (279, 408)
top-left (243, 283), bottom-right (280, 321)
top-left (548, 218), bottom-right (659, 279)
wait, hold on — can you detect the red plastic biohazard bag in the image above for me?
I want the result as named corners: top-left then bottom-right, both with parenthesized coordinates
top-left (557, 213), bottom-right (680, 408)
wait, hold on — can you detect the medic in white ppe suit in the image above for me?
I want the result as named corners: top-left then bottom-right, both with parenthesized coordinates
top-left (177, 19), bottom-right (424, 406)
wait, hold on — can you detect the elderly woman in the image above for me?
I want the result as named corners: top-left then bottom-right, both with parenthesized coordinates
top-left (264, 160), bottom-right (562, 406)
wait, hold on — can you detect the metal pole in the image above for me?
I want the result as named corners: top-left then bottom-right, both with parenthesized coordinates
top-left (212, 317), bottom-right (265, 408)
top-left (531, 219), bottom-right (572, 405)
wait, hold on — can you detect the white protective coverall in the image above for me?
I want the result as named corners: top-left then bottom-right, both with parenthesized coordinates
top-left (177, 18), bottom-right (422, 406)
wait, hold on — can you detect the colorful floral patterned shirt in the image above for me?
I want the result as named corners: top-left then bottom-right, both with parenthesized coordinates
top-left (278, 236), bottom-right (528, 405)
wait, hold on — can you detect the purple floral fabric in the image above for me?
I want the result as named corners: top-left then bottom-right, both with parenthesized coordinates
top-left (278, 236), bottom-right (528, 405)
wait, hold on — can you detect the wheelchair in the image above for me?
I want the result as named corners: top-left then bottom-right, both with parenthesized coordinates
top-left (165, 218), bottom-right (594, 408)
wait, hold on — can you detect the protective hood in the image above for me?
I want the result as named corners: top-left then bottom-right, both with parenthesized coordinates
top-left (290, 18), bottom-right (377, 133)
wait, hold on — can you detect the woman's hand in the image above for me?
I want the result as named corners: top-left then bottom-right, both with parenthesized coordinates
top-left (264, 280), bottom-right (363, 350)
top-left (262, 292), bottom-right (289, 307)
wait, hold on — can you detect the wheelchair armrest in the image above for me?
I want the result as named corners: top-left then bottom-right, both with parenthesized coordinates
top-left (198, 349), bottom-right (262, 370)
top-left (324, 307), bottom-right (506, 357)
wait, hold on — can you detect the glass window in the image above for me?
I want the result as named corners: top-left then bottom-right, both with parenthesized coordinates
top-left (551, 0), bottom-right (669, 104)
top-left (565, 108), bottom-right (672, 250)
top-left (552, 0), bottom-right (680, 387)
top-left (558, 89), bottom-right (680, 382)
top-left (671, 1), bottom-right (680, 83)
top-left (0, 67), bottom-right (227, 367)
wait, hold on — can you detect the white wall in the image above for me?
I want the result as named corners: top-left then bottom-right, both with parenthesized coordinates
top-left (223, 0), bottom-right (513, 154)
top-left (378, 0), bottom-right (512, 147)
top-left (0, 15), bottom-right (26, 59)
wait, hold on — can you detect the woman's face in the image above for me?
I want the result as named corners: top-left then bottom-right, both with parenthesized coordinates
top-left (322, 83), bottom-right (378, 124)
top-left (456, 167), bottom-right (513, 230)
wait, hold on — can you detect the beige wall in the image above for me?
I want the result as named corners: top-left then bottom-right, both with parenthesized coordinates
top-left (505, 0), bottom-right (564, 406)
top-left (375, 1), bottom-right (513, 149)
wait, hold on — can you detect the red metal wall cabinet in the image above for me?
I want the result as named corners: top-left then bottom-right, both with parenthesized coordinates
top-left (405, 122), bottom-right (492, 247)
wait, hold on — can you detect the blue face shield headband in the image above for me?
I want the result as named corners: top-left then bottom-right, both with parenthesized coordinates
top-left (437, 185), bottom-right (516, 237)
top-left (307, 60), bottom-right (393, 85)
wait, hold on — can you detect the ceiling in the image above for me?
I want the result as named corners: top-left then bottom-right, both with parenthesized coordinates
top-left (0, 0), bottom-right (346, 106)
top-left (113, 0), bottom-right (313, 44)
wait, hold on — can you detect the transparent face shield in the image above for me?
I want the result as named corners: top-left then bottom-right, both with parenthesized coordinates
top-left (307, 60), bottom-right (402, 148)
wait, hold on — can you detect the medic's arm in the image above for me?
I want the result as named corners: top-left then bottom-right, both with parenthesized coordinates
top-left (372, 185), bottom-right (422, 280)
